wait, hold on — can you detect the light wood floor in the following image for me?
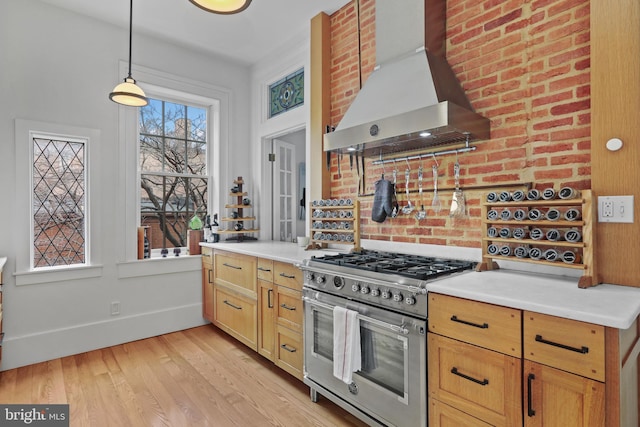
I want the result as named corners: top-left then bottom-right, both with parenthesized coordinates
top-left (0, 325), bottom-right (368, 427)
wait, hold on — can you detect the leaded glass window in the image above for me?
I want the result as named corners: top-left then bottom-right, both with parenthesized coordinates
top-left (32, 136), bottom-right (87, 268)
top-left (269, 68), bottom-right (304, 118)
top-left (139, 98), bottom-right (208, 253)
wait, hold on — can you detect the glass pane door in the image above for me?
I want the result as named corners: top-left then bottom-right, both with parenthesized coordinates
top-left (273, 139), bottom-right (296, 241)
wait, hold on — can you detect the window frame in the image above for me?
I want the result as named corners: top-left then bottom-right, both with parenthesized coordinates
top-left (14, 119), bottom-right (103, 286)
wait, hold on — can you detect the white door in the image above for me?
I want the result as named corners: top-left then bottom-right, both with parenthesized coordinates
top-left (273, 139), bottom-right (296, 242)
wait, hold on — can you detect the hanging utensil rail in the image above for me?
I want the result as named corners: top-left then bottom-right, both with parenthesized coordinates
top-left (371, 146), bottom-right (476, 166)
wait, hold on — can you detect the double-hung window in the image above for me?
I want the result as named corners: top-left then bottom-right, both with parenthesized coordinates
top-left (138, 98), bottom-right (208, 255)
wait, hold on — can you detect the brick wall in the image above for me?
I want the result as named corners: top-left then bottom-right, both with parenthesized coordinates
top-left (328, 0), bottom-right (590, 248)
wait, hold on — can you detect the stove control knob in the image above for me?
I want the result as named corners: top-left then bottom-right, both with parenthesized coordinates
top-left (351, 283), bottom-right (361, 293)
top-left (305, 272), bottom-right (314, 282)
top-left (381, 290), bottom-right (391, 299)
top-left (392, 292), bottom-right (403, 302)
top-left (370, 288), bottom-right (380, 297)
top-left (405, 296), bottom-right (416, 305)
top-left (360, 285), bottom-right (370, 295)
top-left (315, 275), bottom-right (326, 284)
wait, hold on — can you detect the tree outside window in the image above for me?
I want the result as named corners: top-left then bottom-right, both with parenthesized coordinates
top-left (139, 98), bottom-right (208, 253)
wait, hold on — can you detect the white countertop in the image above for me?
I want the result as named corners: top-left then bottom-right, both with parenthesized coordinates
top-left (200, 241), bottom-right (348, 265)
top-left (428, 269), bottom-right (640, 329)
top-left (200, 241), bottom-right (640, 330)
top-left (0, 257), bottom-right (6, 272)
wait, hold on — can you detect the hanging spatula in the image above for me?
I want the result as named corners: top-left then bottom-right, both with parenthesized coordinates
top-left (449, 159), bottom-right (466, 218)
top-left (415, 165), bottom-right (426, 220)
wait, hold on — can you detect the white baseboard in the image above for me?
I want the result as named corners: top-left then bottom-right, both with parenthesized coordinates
top-left (1, 303), bottom-right (208, 371)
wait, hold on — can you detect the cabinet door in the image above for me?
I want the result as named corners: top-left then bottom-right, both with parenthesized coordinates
top-left (429, 398), bottom-right (493, 427)
top-left (428, 334), bottom-right (522, 427)
top-left (524, 361), bottom-right (605, 427)
top-left (258, 279), bottom-right (275, 361)
top-left (202, 247), bottom-right (214, 322)
top-left (214, 286), bottom-right (257, 351)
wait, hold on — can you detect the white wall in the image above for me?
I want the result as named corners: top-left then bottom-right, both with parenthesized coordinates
top-left (0, 0), bottom-right (252, 370)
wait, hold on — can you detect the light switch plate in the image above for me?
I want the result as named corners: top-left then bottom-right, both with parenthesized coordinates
top-left (598, 196), bottom-right (634, 223)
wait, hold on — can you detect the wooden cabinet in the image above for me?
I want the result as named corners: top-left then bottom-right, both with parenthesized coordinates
top-left (212, 250), bottom-right (258, 350)
top-left (428, 294), bottom-right (522, 427)
top-left (201, 247), bottom-right (214, 322)
top-left (429, 293), bottom-right (639, 426)
top-left (0, 257), bottom-right (5, 366)
top-left (205, 249), bottom-right (303, 380)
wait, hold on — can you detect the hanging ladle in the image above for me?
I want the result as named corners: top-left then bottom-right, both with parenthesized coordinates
top-left (432, 155), bottom-right (442, 213)
top-left (401, 161), bottom-right (414, 214)
top-left (391, 161), bottom-right (399, 218)
top-left (415, 163), bottom-right (426, 220)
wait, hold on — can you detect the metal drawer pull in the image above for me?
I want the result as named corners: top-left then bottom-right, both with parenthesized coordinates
top-left (280, 344), bottom-right (297, 353)
top-left (450, 367), bottom-right (489, 386)
top-left (268, 289), bottom-right (273, 308)
top-left (223, 263), bottom-right (242, 270)
top-left (450, 315), bottom-right (489, 329)
top-left (527, 373), bottom-right (536, 417)
top-left (280, 303), bottom-right (297, 311)
top-left (534, 334), bottom-right (589, 354)
top-left (279, 272), bottom-right (296, 279)
top-left (258, 267), bottom-right (271, 272)
top-left (223, 300), bottom-right (242, 310)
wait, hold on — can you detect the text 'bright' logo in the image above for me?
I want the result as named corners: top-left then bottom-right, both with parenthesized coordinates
top-left (1, 405), bottom-right (69, 426)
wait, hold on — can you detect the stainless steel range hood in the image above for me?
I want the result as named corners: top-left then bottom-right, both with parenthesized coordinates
top-left (324, 0), bottom-right (490, 156)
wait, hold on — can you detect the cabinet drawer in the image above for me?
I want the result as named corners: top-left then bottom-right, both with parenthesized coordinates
top-left (275, 286), bottom-right (302, 333)
top-left (201, 246), bottom-right (213, 264)
top-left (429, 293), bottom-right (521, 357)
top-left (275, 325), bottom-right (303, 379)
top-left (428, 334), bottom-right (522, 427)
top-left (214, 286), bottom-right (257, 351)
top-left (429, 398), bottom-right (493, 427)
top-left (273, 261), bottom-right (302, 291)
top-left (524, 311), bottom-right (605, 382)
top-left (257, 258), bottom-right (274, 281)
top-left (214, 251), bottom-right (256, 294)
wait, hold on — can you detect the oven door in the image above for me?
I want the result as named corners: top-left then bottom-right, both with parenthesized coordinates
top-left (303, 289), bottom-right (427, 427)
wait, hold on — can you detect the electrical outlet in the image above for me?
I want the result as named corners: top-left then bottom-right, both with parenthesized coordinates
top-left (110, 301), bottom-right (121, 316)
top-left (598, 196), bottom-right (635, 223)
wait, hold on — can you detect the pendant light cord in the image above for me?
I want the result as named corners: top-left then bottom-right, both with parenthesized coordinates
top-left (127, 0), bottom-right (133, 79)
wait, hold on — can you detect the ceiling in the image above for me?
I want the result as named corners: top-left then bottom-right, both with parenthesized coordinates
top-left (38, 0), bottom-right (350, 65)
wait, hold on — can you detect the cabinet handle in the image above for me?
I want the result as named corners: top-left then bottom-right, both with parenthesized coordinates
top-left (258, 267), bottom-right (272, 272)
top-left (280, 344), bottom-right (297, 353)
top-left (450, 367), bottom-right (489, 386)
top-left (268, 289), bottom-right (273, 308)
top-left (223, 263), bottom-right (242, 270)
top-left (279, 272), bottom-right (296, 279)
top-left (223, 300), bottom-right (242, 310)
top-left (207, 269), bottom-right (213, 284)
top-left (280, 303), bottom-right (297, 311)
top-left (527, 373), bottom-right (536, 417)
top-left (450, 315), bottom-right (489, 329)
top-left (535, 334), bottom-right (589, 354)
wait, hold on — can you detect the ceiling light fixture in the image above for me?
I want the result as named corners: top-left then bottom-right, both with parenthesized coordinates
top-left (109, 0), bottom-right (148, 107)
top-left (188, 0), bottom-right (252, 14)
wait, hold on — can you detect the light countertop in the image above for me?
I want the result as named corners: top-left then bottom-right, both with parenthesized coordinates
top-left (200, 241), bottom-right (640, 330)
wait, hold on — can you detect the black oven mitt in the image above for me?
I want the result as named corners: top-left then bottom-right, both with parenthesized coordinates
top-left (372, 178), bottom-right (396, 223)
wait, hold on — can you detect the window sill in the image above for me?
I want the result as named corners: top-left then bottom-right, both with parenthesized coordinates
top-left (117, 255), bottom-right (201, 279)
top-left (14, 265), bottom-right (104, 286)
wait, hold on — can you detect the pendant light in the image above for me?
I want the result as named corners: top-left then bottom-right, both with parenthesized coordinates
top-left (188, 0), bottom-right (252, 14)
top-left (109, 0), bottom-right (148, 107)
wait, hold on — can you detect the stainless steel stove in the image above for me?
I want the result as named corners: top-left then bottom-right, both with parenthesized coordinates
top-left (299, 249), bottom-right (475, 427)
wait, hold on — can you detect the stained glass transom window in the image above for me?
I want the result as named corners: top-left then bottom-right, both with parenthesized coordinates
top-left (269, 68), bottom-right (304, 118)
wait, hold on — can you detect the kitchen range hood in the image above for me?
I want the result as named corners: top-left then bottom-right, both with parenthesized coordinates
top-left (324, 0), bottom-right (490, 156)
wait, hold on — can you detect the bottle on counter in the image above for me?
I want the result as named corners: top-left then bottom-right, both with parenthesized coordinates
top-left (203, 214), bottom-right (212, 243)
top-left (211, 213), bottom-right (220, 243)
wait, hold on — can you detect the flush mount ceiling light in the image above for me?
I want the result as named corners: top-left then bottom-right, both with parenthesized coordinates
top-left (109, 0), bottom-right (148, 107)
top-left (188, 0), bottom-right (252, 14)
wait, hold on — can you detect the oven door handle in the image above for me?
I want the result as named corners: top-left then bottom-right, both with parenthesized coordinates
top-left (303, 296), bottom-right (409, 335)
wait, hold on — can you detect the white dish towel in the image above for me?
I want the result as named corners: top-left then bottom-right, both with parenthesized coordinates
top-left (333, 306), bottom-right (361, 384)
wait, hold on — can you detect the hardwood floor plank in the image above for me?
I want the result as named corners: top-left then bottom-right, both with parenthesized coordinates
top-left (0, 325), bottom-right (368, 427)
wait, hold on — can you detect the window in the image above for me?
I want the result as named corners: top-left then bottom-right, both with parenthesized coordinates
top-left (269, 68), bottom-right (304, 118)
top-left (32, 135), bottom-right (87, 268)
top-left (139, 98), bottom-right (208, 254)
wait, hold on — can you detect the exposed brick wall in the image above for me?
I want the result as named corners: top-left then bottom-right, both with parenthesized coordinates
top-left (327, 0), bottom-right (590, 248)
